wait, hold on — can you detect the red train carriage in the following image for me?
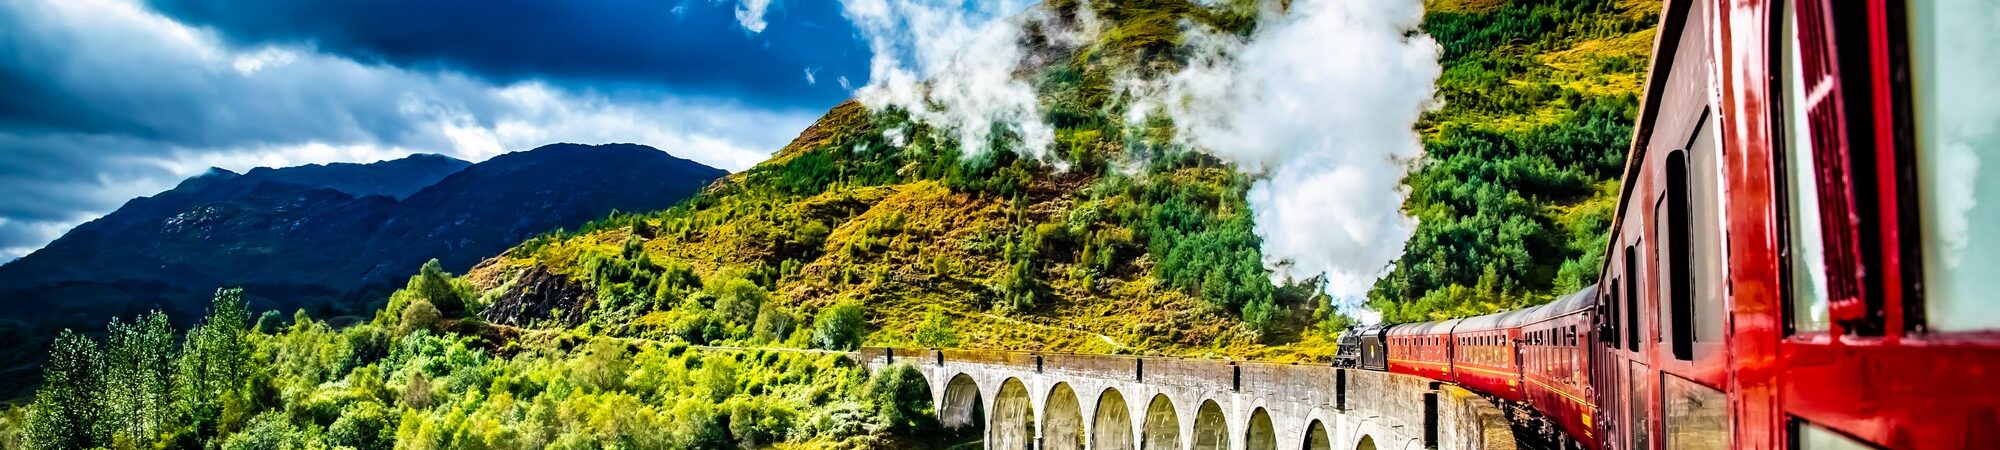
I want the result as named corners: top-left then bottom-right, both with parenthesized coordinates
top-left (1450, 309), bottom-right (1528, 401)
top-left (1590, 0), bottom-right (2000, 447)
top-left (1511, 287), bottom-right (1598, 449)
top-left (1340, 0), bottom-right (2000, 447)
top-left (1386, 319), bottom-right (1459, 381)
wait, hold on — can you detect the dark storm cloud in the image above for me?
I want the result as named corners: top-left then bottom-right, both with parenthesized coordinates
top-left (143, 0), bottom-right (872, 109)
top-left (0, 0), bottom-right (821, 261)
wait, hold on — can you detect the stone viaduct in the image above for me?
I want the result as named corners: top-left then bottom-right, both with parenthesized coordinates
top-left (855, 348), bottom-right (1517, 450)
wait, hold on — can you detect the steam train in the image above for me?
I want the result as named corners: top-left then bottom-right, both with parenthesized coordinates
top-left (1335, 0), bottom-right (1999, 448)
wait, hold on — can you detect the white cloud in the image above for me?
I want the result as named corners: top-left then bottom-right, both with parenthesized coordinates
top-left (0, 0), bottom-right (815, 260)
top-left (735, 0), bottom-right (775, 33)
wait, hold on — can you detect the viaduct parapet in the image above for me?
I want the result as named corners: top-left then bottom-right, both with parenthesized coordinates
top-left (856, 348), bottom-right (1517, 450)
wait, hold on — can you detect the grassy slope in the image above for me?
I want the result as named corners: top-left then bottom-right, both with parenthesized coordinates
top-left (469, 0), bottom-right (1661, 360)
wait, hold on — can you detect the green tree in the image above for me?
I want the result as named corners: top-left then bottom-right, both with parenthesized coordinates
top-left (178, 288), bottom-right (253, 435)
top-left (1241, 295), bottom-right (1277, 340)
top-left (411, 259), bottom-right (466, 317)
top-left (218, 412), bottom-right (308, 450)
top-left (326, 402), bottom-right (392, 450)
top-left (811, 302), bottom-right (867, 351)
top-left (866, 364), bottom-right (938, 434)
top-left (709, 274), bottom-right (768, 326)
top-left (750, 304), bottom-right (796, 344)
top-left (911, 309), bottom-right (960, 348)
top-left (695, 357), bottom-right (738, 403)
top-left (25, 330), bottom-right (103, 450)
top-left (100, 311), bottom-right (178, 443)
top-left (397, 299), bottom-right (442, 337)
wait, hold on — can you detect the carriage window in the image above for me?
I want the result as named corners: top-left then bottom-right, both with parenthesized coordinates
top-left (1663, 374), bottom-right (1731, 449)
top-left (1606, 277), bottom-right (1623, 343)
top-left (1667, 149), bottom-right (1696, 360)
top-left (1908, 0), bottom-right (2000, 332)
top-left (1626, 246), bottom-right (1642, 350)
top-left (1793, 420), bottom-right (1875, 450)
top-left (1780, 0), bottom-right (1833, 334)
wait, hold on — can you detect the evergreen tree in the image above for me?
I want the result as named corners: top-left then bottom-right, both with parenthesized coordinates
top-left (25, 330), bottom-right (103, 450)
top-left (178, 288), bottom-right (253, 435)
top-left (101, 311), bottom-right (178, 443)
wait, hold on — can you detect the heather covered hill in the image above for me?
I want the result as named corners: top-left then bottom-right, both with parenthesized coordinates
top-left (466, 0), bottom-right (1659, 360)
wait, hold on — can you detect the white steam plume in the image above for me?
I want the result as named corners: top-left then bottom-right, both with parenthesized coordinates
top-left (838, 0), bottom-right (1056, 160)
top-left (1136, 0), bottom-right (1440, 320)
top-left (839, 0), bottom-right (1438, 323)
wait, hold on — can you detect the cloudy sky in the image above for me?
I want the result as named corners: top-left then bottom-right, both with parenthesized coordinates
top-left (0, 0), bottom-right (882, 261)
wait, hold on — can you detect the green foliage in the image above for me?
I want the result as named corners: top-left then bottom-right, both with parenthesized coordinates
top-left (218, 412), bottom-right (313, 450)
top-left (326, 401), bottom-right (393, 450)
top-left (750, 304), bottom-right (797, 344)
top-left (413, 259), bottom-right (468, 317)
top-left (25, 330), bottom-right (102, 450)
top-left (100, 311), bottom-right (178, 443)
top-left (811, 303), bottom-right (867, 351)
top-left (912, 309), bottom-right (960, 348)
top-left (179, 287), bottom-right (254, 436)
top-left (865, 364), bottom-right (938, 435)
top-left (707, 271), bottom-right (769, 326)
top-left (397, 299), bottom-right (442, 337)
top-left (1370, 0), bottom-right (1656, 322)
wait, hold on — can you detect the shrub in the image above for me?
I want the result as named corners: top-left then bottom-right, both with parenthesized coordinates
top-left (326, 402), bottom-right (393, 450)
top-left (911, 309), bottom-right (960, 347)
top-left (750, 304), bottom-right (797, 344)
top-left (811, 303), bottom-right (867, 351)
top-left (397, 299), bottom-right (442, 337)
top-left (866, 364), bottom-right (938, 434)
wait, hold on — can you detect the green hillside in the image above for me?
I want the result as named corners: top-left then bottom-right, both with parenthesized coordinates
top-left (1371, 0), bottom-right (1658, 322)
top-left (468, 0), bottom-right (1661, 358)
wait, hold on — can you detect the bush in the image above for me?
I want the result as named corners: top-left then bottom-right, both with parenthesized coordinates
top-left (750, 304), bottom-right (796, 344)
top-left (912, 309), bottom-right (960, 347)
top-left (326, 402), bottom-right (393, 450)
top-left (397, 299), bottom-right (442, 337)
top-left (811, 303), bottom-right (867, 351)
top-left (866, 364), bottom-right (938, 434)
top-left (219, 412), bottom-right (309, 450)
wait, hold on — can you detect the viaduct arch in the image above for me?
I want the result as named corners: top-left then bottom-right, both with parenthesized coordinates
top-left (858, 348), bottom-right (1516, 450)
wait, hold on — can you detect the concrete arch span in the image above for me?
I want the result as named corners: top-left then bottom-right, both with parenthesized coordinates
top-left (1303, 419), bottom-right (1331, 450)
top-left (1092, 388), bottom-right (1134, 450)
top-left (1192, 400), bottom-right (1229, 450)
top-left (1246, 407), bottom-right (1277, 450)
top-left (1043, 382), bottom-right (1084, 450)
top-left (1142, 394), bottom-right (1181, 450)
top-left (1356, 435), bottom-right (1378, 450)
top-left (992, 378), bottom-right (1037, 450)
top-left (941, 373), bottom-right (984, 434)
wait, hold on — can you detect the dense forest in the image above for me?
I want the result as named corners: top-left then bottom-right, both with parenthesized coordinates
top-left (0, 0), bottom-right (1659, 448)
top-left (0, 265), bottom-right (940, 450)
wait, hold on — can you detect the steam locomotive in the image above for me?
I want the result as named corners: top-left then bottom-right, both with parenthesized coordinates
top-left (1336, 0), bottom-right (1999, 448)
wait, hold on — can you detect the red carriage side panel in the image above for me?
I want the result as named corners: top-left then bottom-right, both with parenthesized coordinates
top-left (1452, 308), bottom-right (1531, 402)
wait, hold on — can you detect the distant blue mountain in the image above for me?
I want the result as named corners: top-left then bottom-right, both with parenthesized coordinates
top-left (0, 143), bottom-right (724, 325)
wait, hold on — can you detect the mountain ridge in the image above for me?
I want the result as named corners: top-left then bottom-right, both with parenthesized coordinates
top-left (0, 143), bottom-right (725, 326)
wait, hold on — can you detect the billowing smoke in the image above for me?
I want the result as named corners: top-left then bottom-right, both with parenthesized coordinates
top-left (840, 0), bottom-right (1439, 322)
top-left (838, 0), bottom-right (1057, 160)
top-left (1141, 0), bottom-right (1440, 319)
